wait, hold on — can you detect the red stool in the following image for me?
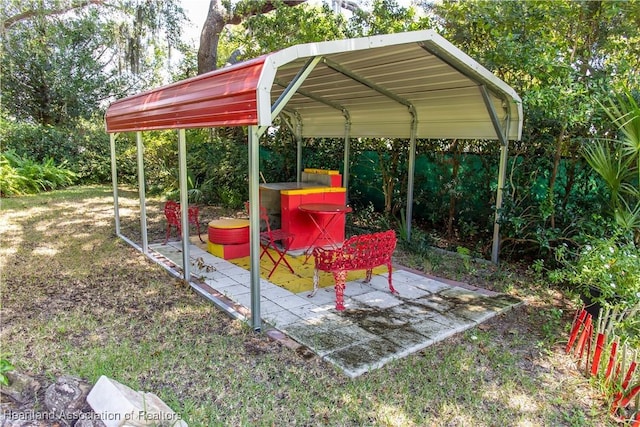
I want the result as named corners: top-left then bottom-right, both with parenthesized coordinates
top-left (207, 219), bottom-right (250, 260)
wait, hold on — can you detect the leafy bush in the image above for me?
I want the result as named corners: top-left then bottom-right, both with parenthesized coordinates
top-left (0, 151), bottom-right (76, 196)
top-left (347, 201), bottom-right (392, 233)
top-left (582, 90), bottom-right (640, 244)
top-left (0, 156), bottom-right (28, 196)
top-left (554, 237), bottom-right (640, 308)
top-left (189, 132), bottom-right (249, 209)
top-left (0, 117), bottom-right (78, 163)
top-left (551, 236), bottom-right (640, 345)
top-left (0, 357), bottom-right (14, 386)
top-left (0, 116), bottom-right (112, 184)
top-left (71, 118), bottom-right (112, 183)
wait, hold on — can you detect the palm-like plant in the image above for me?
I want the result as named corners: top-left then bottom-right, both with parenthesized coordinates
top-left (583, 91), bottom-right (640, 244)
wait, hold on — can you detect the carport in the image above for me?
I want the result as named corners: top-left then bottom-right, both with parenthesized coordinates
top-left (105, 30), bottom-right (522, 331)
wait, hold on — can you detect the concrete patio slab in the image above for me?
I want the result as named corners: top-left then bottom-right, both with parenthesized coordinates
top-left (149, 241), bottom-right (523, 378)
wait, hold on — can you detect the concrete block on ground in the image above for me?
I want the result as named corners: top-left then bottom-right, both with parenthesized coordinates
top-left (86, 376), bottom-right (187, 427)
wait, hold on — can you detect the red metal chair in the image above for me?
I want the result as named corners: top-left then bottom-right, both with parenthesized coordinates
top-left (188, 205), bottom-right (205, 243)
top-left (163, 200), bottom-right (205, 244)
top-left (245, 202), bottom-right (295, 278)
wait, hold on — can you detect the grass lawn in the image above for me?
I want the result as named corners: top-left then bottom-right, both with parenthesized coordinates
top-left (0, 185), bottom-right (615, 426)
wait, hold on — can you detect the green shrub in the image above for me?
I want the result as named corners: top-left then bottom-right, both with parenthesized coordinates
top-left (556, 237), bottom-right (640, 307)
top-left (0, 151), bottom-right (76, 196)
top-left (0, 156), bottom-right (27, 196)
top-left (0, 117), bottom-right (78, 163)
top-left (0, 357), bottom-right (14, 386)
top-left (552, 236), bottom-right (640, 345)
top-left (71, 118), bottom-right (112, 183)
top-left (0, 116), bottom-right (112, 184)
top-left (190, 133), bottom-right (249, 208)
top-left (582, 90), bottom-right (640, 244)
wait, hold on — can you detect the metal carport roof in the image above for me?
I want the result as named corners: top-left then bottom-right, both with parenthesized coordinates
top-left (106, 30), bottom-right (522, 140)
top-left (105, 30), bottom-right (522, 331)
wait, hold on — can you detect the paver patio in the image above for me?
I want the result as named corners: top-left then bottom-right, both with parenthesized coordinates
top-left (150, 240), bottom-right (522, 377)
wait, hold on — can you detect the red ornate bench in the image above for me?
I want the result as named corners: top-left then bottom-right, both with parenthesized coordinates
top-left (311, 230), bottom-right (397, 311)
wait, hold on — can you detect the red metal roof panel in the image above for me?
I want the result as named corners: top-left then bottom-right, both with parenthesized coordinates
top-left (105, 56), bottom-right (268, 132)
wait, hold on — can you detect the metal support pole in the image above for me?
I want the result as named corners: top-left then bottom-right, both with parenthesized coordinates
top-left (136, 132), bottom-right (148, 253)
top-left (479, 85), bottom-right (511, 264)
top-left (248, 126), bottom-right (262, 331)
top-left (296, 120), bottom-right (303, 183)
top-left (405, 117), bottom-right (418, 241)
top-left (492, 143), bottom-right (509, 263)
top-left (109, 134), bottom-right (120, 235)
top-left (342, 119), bottom-right (351, 201)
top-left (178, 129), bottom-right (190, 282)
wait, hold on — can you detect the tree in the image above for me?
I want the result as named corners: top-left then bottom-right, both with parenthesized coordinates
top-left (428, 0), bottom-right (640, 253)
top-left (197, 0), bottom-right (307, 74)
top-left (1, 0), bottom-right (103, 31)
top-left (346, 0), bottom-right (423, 36)
top-left (1, 0), bottom-right (187, 125)
top-left (2, 10), bottom-right (123, 125)
top-left (239, 1), bottom-right (347, 59)
top-left (583, 91), bottom-right (640, 244)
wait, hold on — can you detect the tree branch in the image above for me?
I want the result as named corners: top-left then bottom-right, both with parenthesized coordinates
top-left (197, 0), bottom-right (306, 74)
top-left (228, 0), bottom-right (306, 25)
top-left (334, 1), bottom-right (361, 13)
top-left (2, 0), bottom-right (104, 30)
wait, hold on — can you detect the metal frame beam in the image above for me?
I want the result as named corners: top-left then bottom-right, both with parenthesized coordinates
top-left (136, 132), bottom-right (148, 253)
top-left (296, 117), bottom-right (303, 183)
top-left (405, 117), bottom-right (418, 239)
top-left (322, 58), bottom-right (416, 114)
top-left (480, 85), bottom-right (510, 264)
top-left (270, 57), bottom-right (322, 123)
top-left (178, 129), bottom-right (191, 282)
top-left (342, 118), bottom-right (352, 201)
top-left (248, 126), bottom-right (262, 331)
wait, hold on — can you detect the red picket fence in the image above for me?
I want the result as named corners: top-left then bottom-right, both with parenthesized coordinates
top-left (566, 307), bottom-right (639, 425)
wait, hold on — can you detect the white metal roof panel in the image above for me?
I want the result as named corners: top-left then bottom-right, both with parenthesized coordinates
top-left (259, 30), bottom-right (522, 140)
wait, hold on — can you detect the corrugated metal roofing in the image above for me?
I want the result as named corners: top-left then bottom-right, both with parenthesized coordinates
top-left (105, 30), bottom-right (522, 141)
top-left (105, 56), bottom-right (267, 132)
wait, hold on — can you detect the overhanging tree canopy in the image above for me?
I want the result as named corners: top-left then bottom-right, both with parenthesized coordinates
top-left (105, 30), bottom-right (522, 331)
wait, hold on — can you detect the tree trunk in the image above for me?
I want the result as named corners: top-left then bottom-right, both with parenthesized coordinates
top-left (379, 150), bottom-right (398, 215)
top-left (196, 0), bottom-right (307, 74)
top-left (447, 139), bottom-right (460, 237)
top-left (548, 125), bottom-right (566, 229)
top-left (561, 152), bottom-right (577, 211)
top-left (197, 1), bottom-right (226, 74)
